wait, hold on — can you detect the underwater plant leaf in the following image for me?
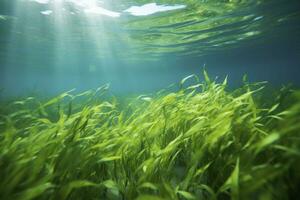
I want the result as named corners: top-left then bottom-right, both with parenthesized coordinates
top-left (203, 70), bottom-right (211, 83)
top-left (98, 156), bottom-right (121, 163)
top-left (176, 190), bottom-right (196, 200)
top-left (273, 145), bottom-right (300, 156)
top-left (268, 103), bottom-right (280, 113)
top-left (138, 182), bottom-right (158, 191)
top-left (186, 83), bottom-right (203, 90)
top-left (59, 180), bottom-right (99, 200)
top-left (180, 74), bottom-right (199, 89)
top-left (220, 158), bottom-right (240, 200)
top-left (222, 75), bottom-right (228, 86)
top-left (242, 74), bottom-right (248, 83)
top-left (255, 133), bottom-right (280, 154)
top-left (15, 182), bottom-right (53, 200)
top-left (141, 97), bottom-right (152, 102)
top-left (102, 180), bottom-right (118, 190)
top-left (197, 184), bottom-right (216, 199)
top-left (136, 195), bottom-right (166, 200)
top-left (193, 162), bottom-right (212, 178)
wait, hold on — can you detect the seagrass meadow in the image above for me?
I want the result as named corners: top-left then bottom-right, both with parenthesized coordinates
top-left (0, 72), bottom-right (300, 200)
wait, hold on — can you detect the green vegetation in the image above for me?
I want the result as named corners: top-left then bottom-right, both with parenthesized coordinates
top-left (0, 72), bottom-right (299, 200)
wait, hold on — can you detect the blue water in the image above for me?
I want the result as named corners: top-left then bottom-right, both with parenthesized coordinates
top-left (0, 0), bottom-right (300, 97)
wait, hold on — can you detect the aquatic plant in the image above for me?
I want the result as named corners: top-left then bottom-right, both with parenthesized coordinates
top-left (0, 72), bottom-right (299, 200)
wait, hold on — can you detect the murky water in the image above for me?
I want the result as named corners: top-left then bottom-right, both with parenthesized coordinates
top-left (0, 0), bottom-right (300, 96)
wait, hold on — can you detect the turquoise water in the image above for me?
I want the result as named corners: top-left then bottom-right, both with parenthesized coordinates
top-left (0, 0), bottom-right (300, 96)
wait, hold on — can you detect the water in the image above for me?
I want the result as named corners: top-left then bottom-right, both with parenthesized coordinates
top-left (0, 0), bottom-right (300, 97)
top-left (1, 1), bottom-right (300, 199)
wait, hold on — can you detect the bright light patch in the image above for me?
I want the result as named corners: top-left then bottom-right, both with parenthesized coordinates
top-left (84, 6), bottom-right (120, 18)
top-left (124, 3), bottom-right (186, 16)
top-left (41, 10), bottom-right (53, 15)
top-left (66, 0), bottom-right (88, 8)
top-left (31, 0), bottom-right (50, 4)
top-left (254, 16), bottom-right (264, 21)
top-left (30, 0), bottom-right (120, 18)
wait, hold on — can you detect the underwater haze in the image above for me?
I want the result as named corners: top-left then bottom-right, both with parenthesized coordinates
top-left (0, 0), bottom-right (300, 96)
